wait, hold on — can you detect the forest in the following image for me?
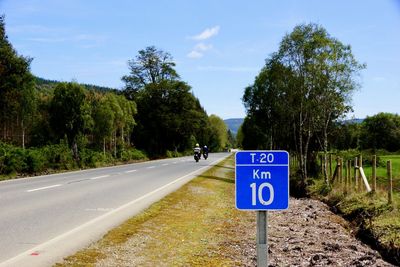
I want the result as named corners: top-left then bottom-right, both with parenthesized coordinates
top-left (0, 16), bottom-right (233, 177)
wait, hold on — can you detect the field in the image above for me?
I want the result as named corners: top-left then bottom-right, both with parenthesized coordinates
top-left (362, 155), bottom-right (400, 192)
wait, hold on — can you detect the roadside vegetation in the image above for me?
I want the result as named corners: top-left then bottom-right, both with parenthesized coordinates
top-left (55, 155), bottom-right (258, 266)
top-left (238, 22), bottom-right (399, 265)
top-left (0, 15), bottom-right (235, 179)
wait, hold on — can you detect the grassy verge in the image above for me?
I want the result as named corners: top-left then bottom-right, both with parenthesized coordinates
top-left (309, 178), bottom-right (400, 265)
top-left (55, 155), bottom-right (256, 266)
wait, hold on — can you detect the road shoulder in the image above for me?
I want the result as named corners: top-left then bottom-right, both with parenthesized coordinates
top-left (55, 155), bottom-right (394, 266)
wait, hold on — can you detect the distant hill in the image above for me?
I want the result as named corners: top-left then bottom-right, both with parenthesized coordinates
top-left (224, 118), bottom-right (244, 135)
top-left (342, 118), bottom-right (364, 124)
top-left (35, 77), bottom-right (118, 93)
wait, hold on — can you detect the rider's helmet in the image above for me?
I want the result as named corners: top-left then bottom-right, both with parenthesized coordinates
top-left (196, 143), bottom-right (199, 147)
top-left (204, 145), bottom-right (207, 148)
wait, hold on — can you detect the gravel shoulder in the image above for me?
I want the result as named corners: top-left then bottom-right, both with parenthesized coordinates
top-left (56, 155), bottom-right (394, 266)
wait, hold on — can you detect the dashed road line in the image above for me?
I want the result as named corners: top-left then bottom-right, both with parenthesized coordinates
top-left (90, 175), bottom-right (110, 180)
top-left (125, 170), bottom-right (137, 173)
top-left (26, 184), bottom-right (62, 193)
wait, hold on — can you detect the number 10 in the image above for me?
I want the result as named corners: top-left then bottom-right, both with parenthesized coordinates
top-left (250, 182), bottom-right (274, 205)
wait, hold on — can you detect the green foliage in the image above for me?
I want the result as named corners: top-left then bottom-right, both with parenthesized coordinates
top-left (0, 29), bottom-right (216, 177)
top-left (122, 46), bottom-right (179, 100)
top-left (242, 22), bottom-right (364, 183)
top-left (208, 114), bottom-right (228, 151)
top-left (0, 141), bottom-right (147, 177)
top-left (331, 122), bottom-right (361, 150)
top-left (120, 149), bottom-right (147, 161)
top-left (25, 149), bottom-right (47, 173)
top-left (130, 76), bottom-right (209, 156)
top-left (49, 82), bottom-right (90, 161)
top-left (0, 15), bottom-right (36, 147)
top-left (360, 113), bottom-right (400, 152)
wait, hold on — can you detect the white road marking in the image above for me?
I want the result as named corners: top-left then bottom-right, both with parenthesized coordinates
top-left (173, 162), bottom-right (178, 164)
top-left (5, 155), bottom-right (228, 267)
top-left (162, 163), bottom-right (169, 166)
top-left (125, 170), bottom-right (137, 173)
top-left (147, 166), bottom-right (155, 169)
top-left (90, 175), bottom-right (110, 180)
top-left (85, 208), bottom-right (114, 212)
top-left (26, 184), bottom-right (62, 192)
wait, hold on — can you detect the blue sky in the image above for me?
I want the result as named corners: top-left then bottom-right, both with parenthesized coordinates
top-left (1, 0), bottom-right (399, 119)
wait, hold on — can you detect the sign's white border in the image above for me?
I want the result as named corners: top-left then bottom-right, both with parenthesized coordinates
top-left (235, 150), bottom-right (290, 211)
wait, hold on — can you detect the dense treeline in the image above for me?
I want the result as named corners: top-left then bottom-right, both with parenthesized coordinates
top-left (239, 23), bottom-right (365, 191)
top-left (332, 113), bottom-right (400, 152)
top-left (0, 16), bottom-right (232, 176)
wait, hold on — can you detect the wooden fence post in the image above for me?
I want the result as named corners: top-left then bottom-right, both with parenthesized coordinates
top-left (354, 157), bottom-right (358, 191)
top-left (372, 155), bottom-right (376, 193)
top-left (387, 160), bottom-right (393, 204)
top-left (339, 158), bottom-right (343, 190)
top-left (329, 154), bottom-right (333, 180)
top-left (358, 155), bottom-right (363, 191)
top-left (346, 160), bottom-right (351, 191)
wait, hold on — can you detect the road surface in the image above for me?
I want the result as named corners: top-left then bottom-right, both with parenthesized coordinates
top-left (0, 153), bottom-right (229, 267)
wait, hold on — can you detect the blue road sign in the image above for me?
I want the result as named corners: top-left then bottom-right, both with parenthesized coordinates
top-left (235, 151), bottom-right (289, 210)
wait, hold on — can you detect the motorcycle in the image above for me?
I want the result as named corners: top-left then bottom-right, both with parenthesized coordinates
top-left (203, 151), bottom-right (208, 160)
top-left (194, 151), bottom-right (201, 162)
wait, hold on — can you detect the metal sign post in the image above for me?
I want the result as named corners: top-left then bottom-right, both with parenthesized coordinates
top-left (257, 210), bottom-right (268, 266)
top-left (236, 151), bottom-right (289, 266)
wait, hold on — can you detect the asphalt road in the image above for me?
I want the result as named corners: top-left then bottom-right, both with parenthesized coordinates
top-left (0, 152), bottom-right (230, 267)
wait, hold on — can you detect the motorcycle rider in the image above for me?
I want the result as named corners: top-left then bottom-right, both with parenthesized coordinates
top-left (194, 143), bottom-right (201, 159)
top-left (203, 145), bottom-right (209, 159)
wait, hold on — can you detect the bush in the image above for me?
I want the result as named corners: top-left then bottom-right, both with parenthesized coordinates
top-left (166, 150), bottom-right (181, 158)
top-left (41, 143), bottom-right (74, 170)
top-left (121, 149), bottom-right (147, 161)
top-left (26, 149), bottom-right (47, 173)
top-left (80, 149), bottom-right (114, 168)
top-left (0, 141), bottom-right (147, 177)
top-left (3, 147), bottom-right (27, 174)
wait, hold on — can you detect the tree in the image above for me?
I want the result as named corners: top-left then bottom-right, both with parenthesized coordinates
top-left (208, 114), bottom-right (228, 151)
top-left (93, 94), bottom-right (115, 155)
top-left (132, 80), bottom-right (209, 156)
top-left (49, 82), bottom-right (90, 161)
top-left (122, 47), bottom-right (209, 156)
top-left (0, 15), bottom-right (36, 148)
top-left (242, 23), bottom-right (364, 188)
top-left (360, 113), bottom-right (400, 152)
top-left (122, 46), bottom-right (179, 100)
top-left (331, 121), bottom-right (361, 150)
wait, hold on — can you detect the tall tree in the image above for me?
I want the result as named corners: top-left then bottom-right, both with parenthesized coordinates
top-left (122, 47), bottom-right (209, 156)
top-left (243, 23), bottom-right (364, 188)
top-left (0, 15), bottom-right (36, 147)
top-left (208, 114), bottom-right (228, 151)
top-left (122, 46), bottom-right (179, 100)
top-left (49, 82), bottom-right (90, 161)
top-left (360, 113), bottom-right (400, 152)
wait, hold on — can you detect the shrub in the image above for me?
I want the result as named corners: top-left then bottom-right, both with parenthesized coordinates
top-left (26, 149), bottom-right (47, 173)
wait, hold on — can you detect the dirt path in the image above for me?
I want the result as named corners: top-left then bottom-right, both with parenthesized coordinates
top-left (57, 156), bottom-right (394, 266)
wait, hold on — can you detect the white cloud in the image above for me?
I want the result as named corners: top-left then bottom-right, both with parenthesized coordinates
top-left (194, 43), bottom-right (213, 51)
top-left (187, 43), bottom-right (213, 59)
top-left (191, 26), bottom-right (220, 40)
top-left (26, 37), bottom-right (68, 43)
top-left (187, 50), bottom-right (203, 59)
